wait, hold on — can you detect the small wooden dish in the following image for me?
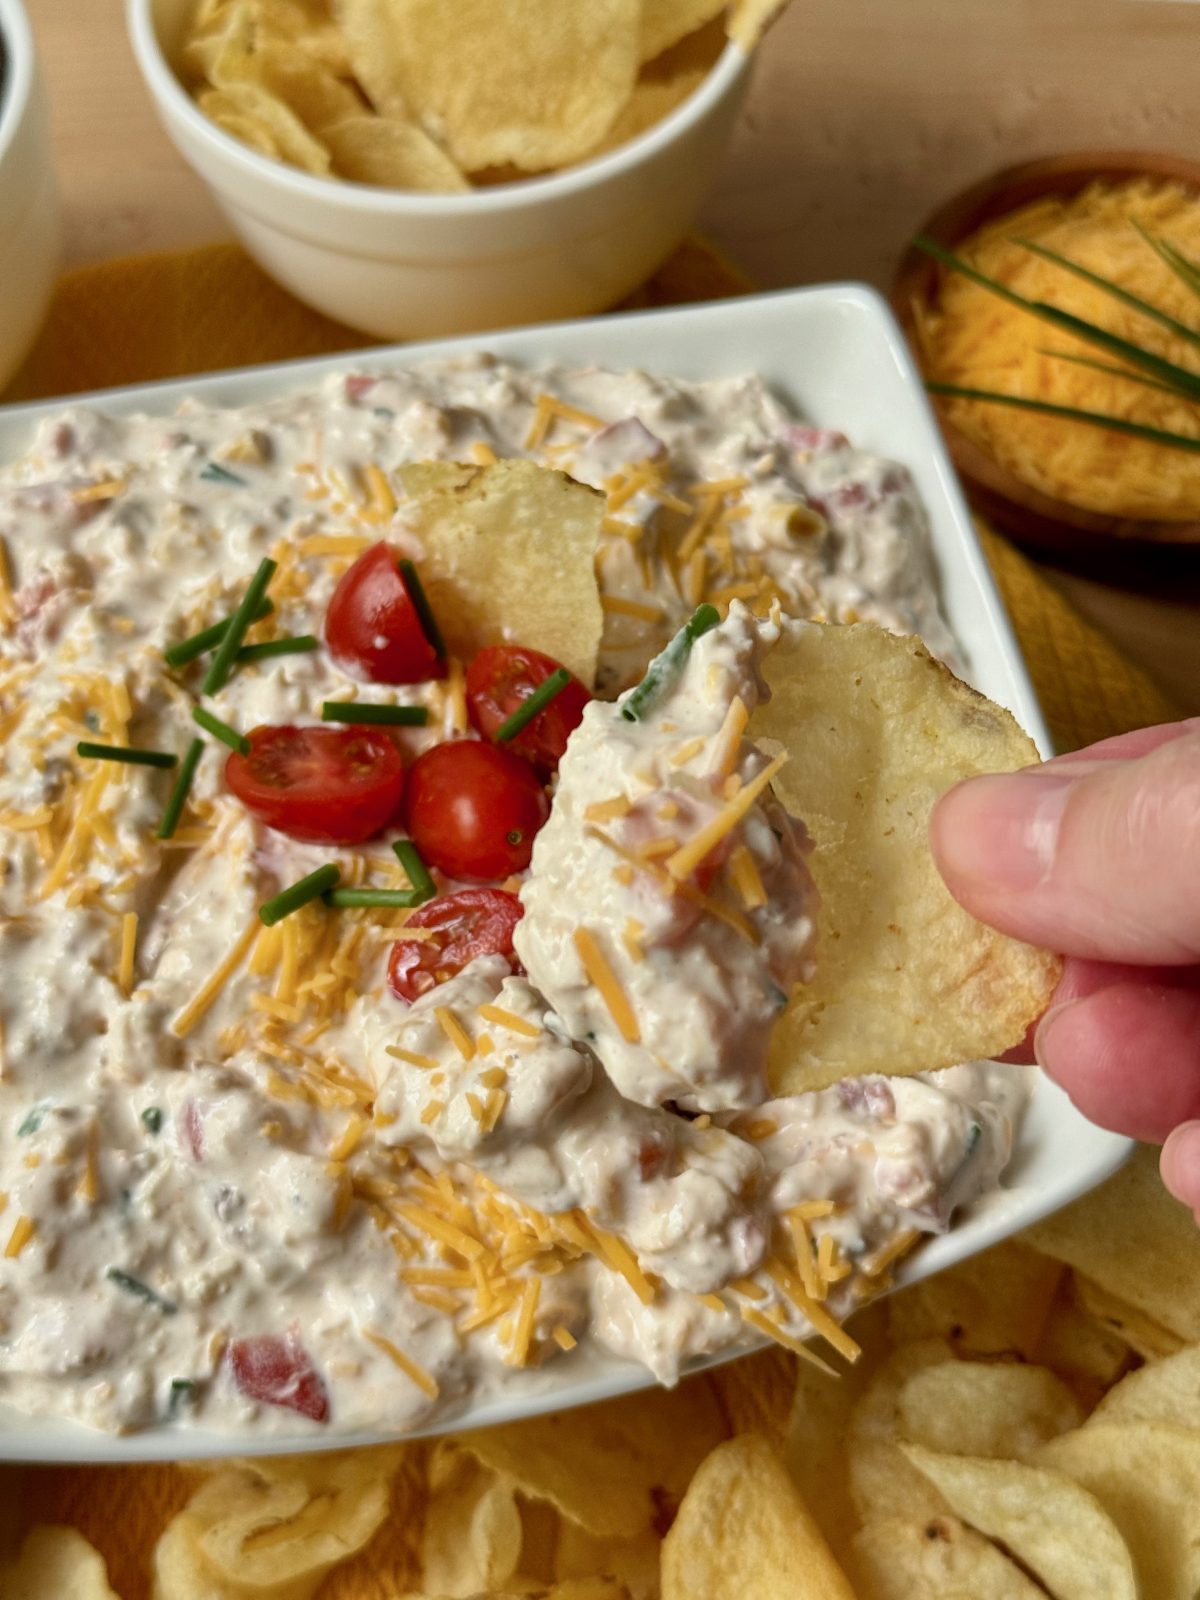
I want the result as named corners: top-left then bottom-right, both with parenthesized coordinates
top-left (892, 151), bottom-right (1200, 559)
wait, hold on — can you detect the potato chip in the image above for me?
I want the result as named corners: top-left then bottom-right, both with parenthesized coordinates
top-left (324, 116), bottom-right (469, 191)
top-left (553, 1520), bottom-right (660, 1600)
top-left (1032, 1277), bottom-right (1134, 1406)
top-left (849, 1514), bottom-right (1050, 1600)
top-left (456, 1379), bottom-right (725, 1541)
top-left (420, 1449), bottom-right (523, 1597)
top-left (351, 0), bottom-right (641, 171)
top-left (581, 69), bottom-right (708, 163)
top-left (0, 1526), bottom-right (119, 1600)
top-left (198, 84), bottom-right (333, 174)
top-left (639, 0), bottom-right (727, 63)
top-left (902, 1443), bottom-right (1138, 1600)
top-left (1024, 1144), bottom-right (1200, 1342)
top-left (662, 1435), bottom-right (856, 1600)
top-left (886, 1240), bottom-right (1062, 1360)
top-left (1093, 1342), bottom-right (1200, 1426)
top-left (846, 1340), bottom-right (954, 1526)
top-left (897, 1359), bottom-right (1083, 1459)
top-left (253, 0), bottom-right (355, 73)
top-left (397, 461), bottom-right (604, 686)
top-left (1072, 1273), bottom-right (1184, 1361)
top-left (727, 0), bottom-right (792, 49)
top-left (223, 45), bottom-right (364, 135)
top-left (751, 625), bottom-right (1061, 1091)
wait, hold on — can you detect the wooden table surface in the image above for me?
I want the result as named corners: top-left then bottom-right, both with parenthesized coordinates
top-left (21, 0), bottom-right (1200, 716)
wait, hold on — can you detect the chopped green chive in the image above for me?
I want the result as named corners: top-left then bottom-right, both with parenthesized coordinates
top-left (141, 1106), bottom-right (163, 1135)
top-left (106, 1267), bottom-right (178, 1315)
top-left (397, 558), bottom-right (446, 659)
top-left (926, 382), bottom-right (1200, 454)
top-left (198, 461), bottom-right (246, 486)
top-left (17, 1102), bottom-right (50, 1136)
top-left (622, 604), bottom-right (721, 723)
top-left (76, 742), bottom-right (177, 769)
top-left (259, 863), bottom-right (341, 927)
top-left (325, 887), bottom-right (429, 908)
top-left (496, 668), bottom-right (571, 742)
top-left (167, 1378), bottom-right (197, 1417)
top-left (156, 738), bottom-right (204, 840)
top-left (164, 598), bottom-right (273, 669)
top-left (192, 705), bottom-right (251, 755)
top-left (393, 839), bottom-right (436, 904)
top-left (236, 634), bottom-right (319, 664)
top-left (201, 557), bottom-right (277, 696)
top-left (321, 701), bottom-right (429, 726)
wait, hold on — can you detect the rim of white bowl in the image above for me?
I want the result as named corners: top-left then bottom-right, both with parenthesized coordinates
top-left (0, 0), bottom-right (35, 169)
top-left (126, 0), bottom-right (749, 214)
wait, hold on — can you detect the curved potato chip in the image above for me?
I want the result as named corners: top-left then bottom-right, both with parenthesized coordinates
top-left (420, 1449), bottom-right (522, 1596)
top-left (897, 1359), bottom-right (1083, 1459)
top-left (0, 1526), bottom-right (119, 1600)
top-left (1032, 1277), bottom-right (1133, 1405)
top-left (1094, 1342), bottom-right (1200, 1427)
top-left (580, 69), bottom-right (707, 163)
top-left (902, 1443), bottom-right (1137, 1600)
top-left (1024, 1144), bottom-right (1200, 1343)
top-left (1039, 1421), bottom-right (1200, 1599)
top-left (197, 84), bottom-right (332, 174)
top-left (849, 1514), bottom-right (1048, 1600)
top-left (324, 116), bottom-right (469, 191)
top-left (846, 1339), bottom-right (954, 1526)
top-left (1072, 1273), bottom-right (1184, 1361)
top-left (640, 0), bottom-right (726, 63)
top-left (456, 1379), bottom-right (725, 1540)
top-left (554, 1520), bottom-right (660, 1599)
top-left (728, 0), bottom-right (792, 48)
top-left (751, 624), bottom-right (1060, 1091)
top-left (886, 1240), bottom-right (1063, 1360)
top-left (355, 0), bottom-right (641, 171)
top-left (661, 1435), bottom-right (856, 1600)
top-left (397, 461), bottom-right (604, 687)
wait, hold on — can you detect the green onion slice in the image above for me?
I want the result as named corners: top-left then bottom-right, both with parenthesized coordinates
top-left (236, 635), bottom-right (319, 664)
top-left (325, 887), bottom-right (430, 908)
top-left (321, 701), bottom-right (429, 726)
top-left (198, 461), bottom-right (246, 486)
top-left (621, 604), bottom-right (721, 724)
top-left (105, 1267), bottom-right (178, 1315)
top-left (156, 738), bottom-right (204, 840)
top-left (259, 863), bottom-right (341, 927)
top-left (141, 1106), bottom-right (163, 1135)
top-left (393, 839), bottom-right (436, 903)
top-left (397, 558), bottom-right (446, 660)
top-left (164, 598), bottom-right (273, 669)
top-left (192, 705), bottom-right (251, 755)
top-left (496, 668), bottom-right (571, 742)
top-left (76, 742), bottom-right (177, 768)
top-left (201, 557), bottom-right (277, 695)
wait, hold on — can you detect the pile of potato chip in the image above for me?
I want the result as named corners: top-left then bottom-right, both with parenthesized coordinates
top-left (180, 0), bottom-right (788, 192)
top-left (7, 1143), bottom-right (1200, 1598)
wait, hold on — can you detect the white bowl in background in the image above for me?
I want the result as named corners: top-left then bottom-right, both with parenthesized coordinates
top-left (0, 284), bottom-right (1130, 1462)
top-left (126, 0), bottom-right (752, 339)
top-left (0, 0), bottom-right (61, 395)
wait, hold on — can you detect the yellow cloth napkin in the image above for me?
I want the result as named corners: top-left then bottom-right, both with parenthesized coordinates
top-left (0, 238), bottom-right (1181, 1599)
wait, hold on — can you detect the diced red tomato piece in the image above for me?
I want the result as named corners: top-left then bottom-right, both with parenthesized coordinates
top-left (226, 724), bottom-right (404, 845)
top-left (404, 741), bottom-right (549, 882)
top-left (180, 1100), bottom-right (204, 1162)
top-left (324, 542), bottom-right (444, 684)
top-left (388, 887), bottom-right (523, 1004)
top-left (227, 1330), bottom-right (329, 1422)
top-left (466, 644), bottom-right (590, 777)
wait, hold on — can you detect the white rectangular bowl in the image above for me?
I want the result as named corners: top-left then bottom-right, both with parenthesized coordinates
top-left (0, 285), bottom-right (1131, 1462)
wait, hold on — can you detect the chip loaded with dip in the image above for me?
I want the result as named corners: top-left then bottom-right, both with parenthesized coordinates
top-left (0, 360), bottom-right (1057, 1439)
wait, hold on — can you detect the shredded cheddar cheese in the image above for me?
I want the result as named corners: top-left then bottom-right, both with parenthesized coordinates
top-left (666, 753), bottom-right (787, 882)
top-left (478, 1003), bottom-right (540, 1038)
top-left (572, 927), bottom-right (640, 1044)
top-left (4, 1215), bottom-right (36, 1258)
top-left (364, 1329), bottom-right (439, 1398)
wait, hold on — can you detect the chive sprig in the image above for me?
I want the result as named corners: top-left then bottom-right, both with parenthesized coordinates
top-left (77, 742), bottom-right (177, 768)
top-left (322, 701), bottom-right (428, 726)
top-left (201, 557), bottom-right (277, 696)
top-left (496, 668), bottom-right (571, 742)
top-left (259, 864), bottom-right (341, 927)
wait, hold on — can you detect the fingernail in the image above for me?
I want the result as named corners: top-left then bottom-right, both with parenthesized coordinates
top-left (933, 769), bottom-right (1079, 893)
top-left (1161, 1121), bottom-right (1200, 1209)
top-left (1033, 998), bottom-right (1073, 1078)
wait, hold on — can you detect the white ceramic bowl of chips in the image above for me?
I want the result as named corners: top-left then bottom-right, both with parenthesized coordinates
top-left (127, 0), bottom-right (752, 339)
top-left (0, 0), bottom-right (61, 395)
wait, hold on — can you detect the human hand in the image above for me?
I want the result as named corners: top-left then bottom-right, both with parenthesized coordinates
top-left (929, 719), bottom-right (1200, 1218)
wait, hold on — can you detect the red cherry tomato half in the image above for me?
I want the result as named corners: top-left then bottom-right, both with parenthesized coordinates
top-left (404, 741), bottom-right (549, 882)
top-left (324, 541), bottom-right (445, 684)
top-left (226, 725), bottom-right (404, 845)
top-left (228, 1330), bottom-right (329, 1422)
top-left (388, 887), bottom-right (523, 1003)
top-left (466, 644), bottom-right (590, 777)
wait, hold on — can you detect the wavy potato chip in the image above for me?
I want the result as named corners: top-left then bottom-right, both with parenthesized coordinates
top-left (356, 0), bottom-right (641, 171)
top-left (897, 1359), bottom-right (1083, 1460)
top-left (661, 1435), bottom-right (856, 1600)
top-left (753, 624), bottom-right (1060, 1090)
top-left (323, 116), bottom-right (469, 190)
top-left (397, 461), bottom-right (604, 686)
top-left (849, 1514), bottom-right (1049, 1600)
top-left (197, 84), bottom-right (332, 173)
top-left (0, 1526), bottom-right (119, 1600)
top-left (902, 1443), bottom-right (1138, 1600)
top-left (420, 1449), bottom-right (523, 1597)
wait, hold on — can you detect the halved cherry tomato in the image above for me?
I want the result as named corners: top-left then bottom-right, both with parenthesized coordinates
top-left (324, 542), bottom-right (445, 684)
top-left (226, 725), bottom-right (404, 845)
top-left (228, 1330), bottom-right (329, 1422)
top-left (404, 741), bottom-right (549, 882)
top-left (466, 644), bottom-right (590, 777)
top-left (388, 887), bottom-right (523, 1003)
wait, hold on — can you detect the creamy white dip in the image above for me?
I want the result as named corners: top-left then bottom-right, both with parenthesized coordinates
top-left (0, 357), bottom-right (1025, 1438)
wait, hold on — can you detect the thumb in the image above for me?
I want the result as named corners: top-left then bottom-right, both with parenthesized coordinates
top-left (929, 729), bottom-right (1200, 964)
